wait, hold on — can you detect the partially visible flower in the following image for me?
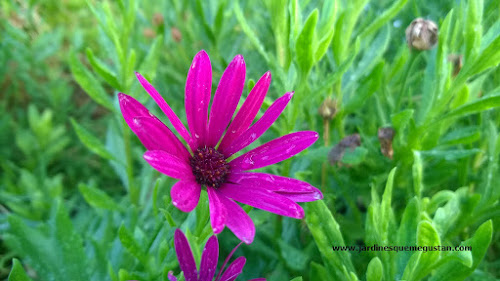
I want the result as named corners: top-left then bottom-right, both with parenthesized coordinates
top-left (168, 229), bottom-right (265, 281)
top-left (405, 18), bottom-right (438, 50)
top-left (119, 50), bottom-right (322, 244)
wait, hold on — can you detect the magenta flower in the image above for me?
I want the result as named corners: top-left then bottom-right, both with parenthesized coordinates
top-left (169, 229), bottom-right (265, 281)
top-left (119, 50), bottom-right (322, 244)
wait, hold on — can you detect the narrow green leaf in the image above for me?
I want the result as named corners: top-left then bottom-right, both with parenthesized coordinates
top-left (78, 183), bottom-right (122, 211)
top-left (350, 24), bottom-right (390, 81)
top-left (412, 152), bottom-right (423, 197)
top-left (344, 61), bottom-right (384, 114)
top-left (358, 0), bottom-right (409, 40)
top-left (391, 109), bottom-right (414, 132)
top-left (234, 1), bottom-right (269, 62)
top-left (138, 36), bottom-right (164, 80)
top-left (295, 9), bottom-right (318, 75)
top-left (71, 119), bottom-right (116, 161)
top-left (396, 197), bottom-right (420, 276)
top-left (118, 224), bottom-right (148, 264)
top-left (86, 48), bottom-right (122, 91)
top-left (290, 277), bottom-right (303, 281)
top-left (429, 220), bottom-right (493, 281)
top-left (69, 52), bottom-right (114, 111)
top-left (313, 38), bottom-right (360, 94)
top-left (419, 149), bottom-right (481, 161)
top-left (366, 257), bottom-right (383, 281)
top-left (310, 262), bottom-right (333, 281)
top-left (8, 259), bottom-right (33, 281)
top-left (438, 93), bottom-right (500, 121)
top-left (440, 126), bottom-right (480, 146)
top-left (305, 200), bottom-right (356, 280)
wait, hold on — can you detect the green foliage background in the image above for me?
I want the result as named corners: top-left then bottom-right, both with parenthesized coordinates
top-left (1, 0), bottom-right (499, 280)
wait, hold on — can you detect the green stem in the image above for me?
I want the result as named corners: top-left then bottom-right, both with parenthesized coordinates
top-left (396, 51), bottom-right (418, 111)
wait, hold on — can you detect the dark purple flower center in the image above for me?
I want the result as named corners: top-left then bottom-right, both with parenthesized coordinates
top-left (189, 146), bottom-right (230, 188)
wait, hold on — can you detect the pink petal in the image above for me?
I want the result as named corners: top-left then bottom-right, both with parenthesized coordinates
top-left (229, 131), bottom-right (319, 171)
top-left (218, 183), bottom-right (304, 219)
top-left (206, 55), bottom-right (246, 147)
top-left (131, 116), bottom-right (190, 161)
top-left (207, 188), bottom-right (227, 234)
top-left (218, 195), bottom-right (255, 244)
top-left (118, 93), bottom-right (153, 129)
top-left (221, 92), bottom-right (293, 157)
top-left (215, 242), bottom-right (243, 281)
top-left (218, 71), bottom-right (271, 150)
top-left (174, 229), bottom-right (198, 281)
top-left (275, 192), bottom-right (322, 202)
top-left (135, 72), bottom-right (194, 149)
top-left (185, 50), bottom-right (212, 147)
top-left (218, 257), bottom-right (246, 281)
top-left (170, 180), bottom-right (201, 212)
top-left (227, 172), bottom-right (323, 202)
top-left (143, 150), bottom-right (193, 180)
top-left (199, 235), bottom-right (219, 281)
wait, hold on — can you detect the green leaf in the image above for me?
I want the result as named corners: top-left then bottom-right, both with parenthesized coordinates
top-left (341, 146), bottom-right (368, 165)
top-left (86, 48), bottom-right (122, 91)
top-left (69, 52), bottom-right (114, 111)
top-left (366, 257), bottom-right (383, 281)
top-left (234, 1), bottom-right (269, 62)
top-left (343, 61), bottom-right (384, 114)
top-left (358, 0), bottom-right (409, 40)
top-left (391, 109), bottom-right (414, 132)
top-left (315, 0), bottom-right (337, 62)
top-left (138, 35), bottom-right (164, 80)
top-left (118, 224), bottom-right (148, 264)
top-left (440, 126), bottom-right (480, 146)
top-left (71, 119), bottom-right (116, 161)
top-left (290, 277), bottom-right (303, 281)
top-left (419, 149), bottom-right (481, 161)
top-left (279, 240), bottom-right (309, 271)
top-left (8, 259), bottom-right (33, 281)
top-left (438, 93), bottom-right (500, 121)
top-left (305, 200), bottom-right (356, 280)
top-left (313, 38), bottom-right (360, 94)
top-left (396, 197), bottom-right (420, 276)
top-left (429, 220), bottom-right (493, 281)
top-left (295, 9), bottom-right (318, 75)
top-left (310, 262), bottom-right (333, 281)
top-left (78, 183), bottom-right (122, 211)
top-left (412, 152), bottom-right (423, 196)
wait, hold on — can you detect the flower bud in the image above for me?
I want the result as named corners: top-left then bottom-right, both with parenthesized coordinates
top-left (171, 27), bottom-right (182, 42)
top-left (378, 127), bottom-right (395, 159)
top-left (318, 98), bottom-right (337, 120)
top-left (142, 28), bottom-right (155, 38)
top-left (405, 18), bottom-right (438, 50)
top-left (153, 13), bottom-right (164, 26)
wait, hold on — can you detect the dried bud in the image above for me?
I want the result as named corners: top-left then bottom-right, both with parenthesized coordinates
top-left (405, 18), bottom-right (438, 50)
top-left (328, 134), bottom-right (361, 165)
top-left (318, 98), bottom-right (337, 120)
top-left (143, 28), bottom-right (156, 38)
top-left (171, 27), bottom-right (182, 42)
top-left (378, 127), bottom-right (395, 159)
top-left (447, 54), bottom-right (463, 77)
top-left (153, 13), bottom-right (164, 26)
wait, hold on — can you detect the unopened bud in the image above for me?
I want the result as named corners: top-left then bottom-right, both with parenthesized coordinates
top-left (143, 28), bottom-right (155, 38)
top-left (378, 127), bottom-right (395, 159)
top-left (153, 13), bottom-right (164, 26)
top-left (171, 27), bottom-right (182, 42)
top-left (328, 134), bottom-right (361, 165)
top-left (318, 98), bottom-right (337, 120)
top-left (405, 18), bottom-right (438, 50)
top-left (447, 54), bottom-right (463, 77)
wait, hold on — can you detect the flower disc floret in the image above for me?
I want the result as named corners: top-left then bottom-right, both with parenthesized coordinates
top-left (189, 146), bottom-right (230, 188)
